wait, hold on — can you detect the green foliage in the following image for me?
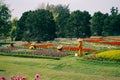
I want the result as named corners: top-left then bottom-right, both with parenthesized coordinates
top-left (91, 12), bottom-right (108, 36)
top-left (66, 10), bottom-right (91, 38)
top-left (15, 11), bottom-right (30, 41)
top-left (0, 1), bottom-right (11, 37)
top-left (10, 18), bottom-right (18, 41)
top-left (10, 4), bottom-right (120, 40)
top-left (91, 7), bottom-right (120, 36)
top-left (17, 9), bottom-right (56, 41)
top-left (52, 4), bottom-right (70, 37)
top-left (110, 7), bottom-right (118, 15)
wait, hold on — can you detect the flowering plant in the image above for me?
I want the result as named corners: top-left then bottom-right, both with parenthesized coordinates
top-left (96, 50), bottom-right (120, 61)
top-left (0, 73), bottom-right (41, 80)
top-left (35, 74), bottom-right (40, 80)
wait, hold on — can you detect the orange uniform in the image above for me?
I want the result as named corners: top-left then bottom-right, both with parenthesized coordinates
top-left (78, 41), bottom-right (82, 57)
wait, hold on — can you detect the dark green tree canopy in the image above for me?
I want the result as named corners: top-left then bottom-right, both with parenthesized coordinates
top-left (0, 1), bottom-right (11, 37)
top-left (66, 10), bottom-right (91, 38)
top-left (16, 9), bottom-right (56, 42)
top-left (91, 11), bottom-right (108, 36)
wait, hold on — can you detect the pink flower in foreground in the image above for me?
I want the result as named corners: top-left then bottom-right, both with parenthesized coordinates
top-left (9, 77), bottom-right (14, 80)
top-left (1, 76), bottom-right (6, 80)
top-left (35, 74), bottom-right (40, 80)
top-left (21, 77), bottom-right (26, 80)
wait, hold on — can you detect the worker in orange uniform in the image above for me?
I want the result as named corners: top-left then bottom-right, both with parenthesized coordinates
top-left (77, 38), bottom-right (83, 57)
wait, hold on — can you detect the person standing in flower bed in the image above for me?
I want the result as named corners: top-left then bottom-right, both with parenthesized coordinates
top-left (77, 38), bottom-right (83, 57)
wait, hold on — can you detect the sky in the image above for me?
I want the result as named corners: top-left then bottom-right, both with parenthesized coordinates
top-left (4, 0), bottom-right (120, 19)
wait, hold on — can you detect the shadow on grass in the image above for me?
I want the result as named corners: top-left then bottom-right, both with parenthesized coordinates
top-left (0, 69), bottom-right (6, 72)
top-left (0, 53), bottom-right (60, 60)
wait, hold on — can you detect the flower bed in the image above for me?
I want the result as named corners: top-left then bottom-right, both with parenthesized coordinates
top-left (83, 38), bottom-right (120, 46)
top-left (63, 46), bottom-right (79, 51)
top-left (96, 50), bottom-right (120, 61)
top-left (22, 42), bottom-right (31, 47)
top-left (102, 41), bottom-right (120, 46)
top-left (107, 37), bottom-right (120, 41)
top-left (83, 38), bottom-right (104, 43)
top-left (0, 46), bottom-right (67, 58)
top-left (63, 46), bottom-right (97, 52)
top-left (34, 49), bottom-right (68, 57)
top-left (22, 43), bottom-right (55, 48)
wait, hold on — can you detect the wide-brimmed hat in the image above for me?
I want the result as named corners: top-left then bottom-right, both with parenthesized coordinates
top-left (57, 45), bottom-right (63, 49)
top-left (77, 38), bottom-right (83, 42)
top-left (31, 42), bottom-right (36, 46)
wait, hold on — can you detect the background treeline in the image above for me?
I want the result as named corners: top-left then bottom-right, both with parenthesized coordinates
top-left (0, 1), bottom-right (120, 42)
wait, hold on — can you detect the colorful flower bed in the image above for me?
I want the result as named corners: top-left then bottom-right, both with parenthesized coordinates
top-left (96, 50), bottom-right (120, 61)
top-left (102, 41), bottom-right (120, 46)
top-left (22, 42), bottom-right (31, 47)
top-left (83, 38), bottom-right (120, 46)
top-left (34, 50), bottom-right (68, 57)
top-left (107, 37), bottom-right (120, 41)
top-left (22, 43), bottom-right (55, 48)
top-left (0, 46), bottom-right (67, 58)
top-left (22, 42), bottom-right (97, 52)
top-left (63, 46), bottom-right (97, 52)
top-left (83, 38), bottom-right (104, 43)
top-left (36, 43), bottom-right (55, 48)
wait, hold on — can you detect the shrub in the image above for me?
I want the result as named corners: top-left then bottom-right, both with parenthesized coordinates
top-left (96, 50), bottom-right (120, 61)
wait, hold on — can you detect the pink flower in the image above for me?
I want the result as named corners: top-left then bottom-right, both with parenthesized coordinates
top-left (17, 77), bottom-right (21, 80)
top-left (35, 74), bottom-right (40, 80)
top-left (9, 77), bottom-right (14, 80)
top-left (1, 76), bottom-right (6, 80)
top-left (21, 77), bottom-right (26, 80)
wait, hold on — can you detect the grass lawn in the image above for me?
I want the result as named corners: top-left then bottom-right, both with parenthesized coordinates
top-left (0, 55), bottom-right (120, 80)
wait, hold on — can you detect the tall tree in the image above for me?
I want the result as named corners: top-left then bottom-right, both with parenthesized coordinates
top-left (103, 7), bottom-right (120, 36)
top-left (10, 18), bottom-right (18, 41)
top-left (110, 7), bottom-right (118, 15)
top-left (46, 4), bottom-right (70, 37)
top-left (81, 11), bottom-right (91, 37)
top-left (15, 11), bottom-right (31, 41)
top-left (0, 0), bottom-right (11, 37)
top-left (17, 9), bottom-right (56, 42)
top-left (68, 10), bottom-right (83, 38)
top-left (91, 12), bottom-right (107, 36)
top-left (66, 10), bottom-right (91, 38)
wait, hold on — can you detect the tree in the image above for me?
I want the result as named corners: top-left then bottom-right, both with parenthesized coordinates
top-left (10, 18), bottom-right (18, 41)
top-left (110, 7), bottom-right (118, 15)
top-left (46, 4), bottom-right (70, 37)
top-left (103, 7), bottom-right (120, 36)
top-left (15, 11), bottom-right (31, 41)
top-left (66, 10), bottom-right (91, 38)
top-left (80, 11), bottom-right (91, 37)
top-left (91, 12), bottom-right (107, 36)
top-left (0, 0), bottom-right (11, 37)
top-left (17, 9), bottom-right (56, 42)
top-left (55, 9), bottom-right (70, 37)
top-left (109, 7), bottom-right (120, 35)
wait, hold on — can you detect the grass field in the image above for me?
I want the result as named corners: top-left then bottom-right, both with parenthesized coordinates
top-left (0, 55), bottom-right (120, 80)
top-left (0, 38), bottom-right (120, 80)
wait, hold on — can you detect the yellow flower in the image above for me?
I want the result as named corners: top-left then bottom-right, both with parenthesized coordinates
top-left (96, 50), bottom-right (120, 60)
